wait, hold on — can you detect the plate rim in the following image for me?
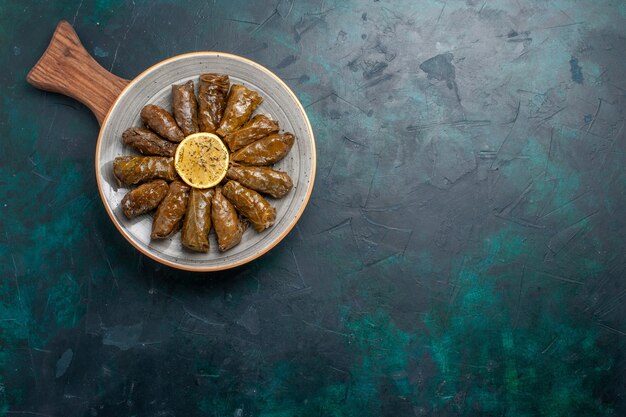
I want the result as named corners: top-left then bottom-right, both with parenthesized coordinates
top-left (95, 52), bottom-right (316, 272)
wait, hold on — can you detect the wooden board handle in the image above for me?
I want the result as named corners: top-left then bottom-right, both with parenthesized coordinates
top-left (26, 21), bottom-right (130, 125)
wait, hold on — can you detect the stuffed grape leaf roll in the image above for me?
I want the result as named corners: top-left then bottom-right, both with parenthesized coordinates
top-left (151, 180), bottom-right (190, 239)
top-left (226, 163), bottom-right (293, 198)
top-left (140, 104), bottom-right (185, 142)
top-left (113, 156), bottom-right (177, 186)
top-left (222, 180), bottom-right (276, 232)
top-left (230, 133), bottom-right (294, 166)
top-left (121, 179), bottom-right (169, 219)
top-left (216, 85), bottom-right (262, 137)
top-left (223, 114), bottom-right (279, 152)
top-left (198, 73), bottom-right (230, 134)
top-left (211, 186), bottom-right (246, 251)
top-left (122, 127), bottom-right (177, 157)
top-left (181, 188), bottom-right (214, 252)
top-left (172, 80), bottom-right (199, 136)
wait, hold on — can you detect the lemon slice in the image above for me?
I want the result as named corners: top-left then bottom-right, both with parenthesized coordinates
top-left (174, 133), bottom-right (229, 189)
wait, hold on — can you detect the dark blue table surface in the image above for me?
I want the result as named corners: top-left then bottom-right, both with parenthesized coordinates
top-left (1, 0), bottom-right (625, 415)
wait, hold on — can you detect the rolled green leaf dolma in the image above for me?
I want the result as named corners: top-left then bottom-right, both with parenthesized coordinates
top-left (198, 73), bottom-right (230, 134)
top-left (216, 85), bottom-right (262, 137)
top-left (172, 80), bottom-right (199, 136)
top-left (226, 164), bottom-right (293, 198)
top-left (223, 114), bottom-right (279, 152)
top-left (113, 156), bottom-right (177, 186)
top-left (122, 127), bottom-right (177, 157)
top-left (222, 181), bottom-right (276, 232)
top-left (181, 188), bottom-right (214, 252)
top-left (121, 179), bottom-right (169, 219)
top-left (151, 181), bottom-right (190, 239)
top-left (211, 187), bottom-right (246, 251)
top-left (140, 104), bottom-right (185, 142)
top-left (230, 133), bottom-right (294, 166)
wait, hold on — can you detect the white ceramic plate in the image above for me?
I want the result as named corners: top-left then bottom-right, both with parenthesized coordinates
top-left (96, 53), bottom-right (316, 271)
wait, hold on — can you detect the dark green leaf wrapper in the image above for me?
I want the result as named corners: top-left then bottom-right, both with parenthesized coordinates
top-left (222, 180), bottom-right (276, 232)
top-left (151, 181), bottom-right (190, 239)
top-left (122, 127), bottom-right (177, 156)
top-left (181, 188), bottom-right (214, 252)
top-left (172, 80), bottom-right (199, 136)
top-left (140, 104), bottom-right (184, 142)
top-left (230, 133), bottom-right (294, 166)
top-left (226, 163), bottom-right (293, 198)
top-left (223, 114), bottom-right (279, 152)
top-left (211, 187), bottom-right (246, 251)
top-left (216, 85), bottom-right (263, 137)
top-left (198, 73), bottom-right (230, 134)
top-left (121, 179), bottom-right (169, 219)
top-left (113, 156), bottom-right (177, 186)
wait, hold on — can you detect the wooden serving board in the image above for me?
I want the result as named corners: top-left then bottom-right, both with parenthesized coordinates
top-left (27, 20), bottom-right (130, 125)
top-left (25, 20), bottom-right (317, 272)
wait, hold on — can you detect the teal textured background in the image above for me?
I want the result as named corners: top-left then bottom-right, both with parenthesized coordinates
top-left (1, 0), bottom-right (625, 415)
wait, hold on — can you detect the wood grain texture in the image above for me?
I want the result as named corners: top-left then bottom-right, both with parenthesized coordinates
top-left (26, 20), bottom-right (129, 125)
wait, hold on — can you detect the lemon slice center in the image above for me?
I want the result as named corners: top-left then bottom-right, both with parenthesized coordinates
top-left (174, 133), bottom-right (229, 189)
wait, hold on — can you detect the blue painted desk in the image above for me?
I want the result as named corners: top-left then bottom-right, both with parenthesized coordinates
top-left (1, 1), bottom-right (624, 415)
